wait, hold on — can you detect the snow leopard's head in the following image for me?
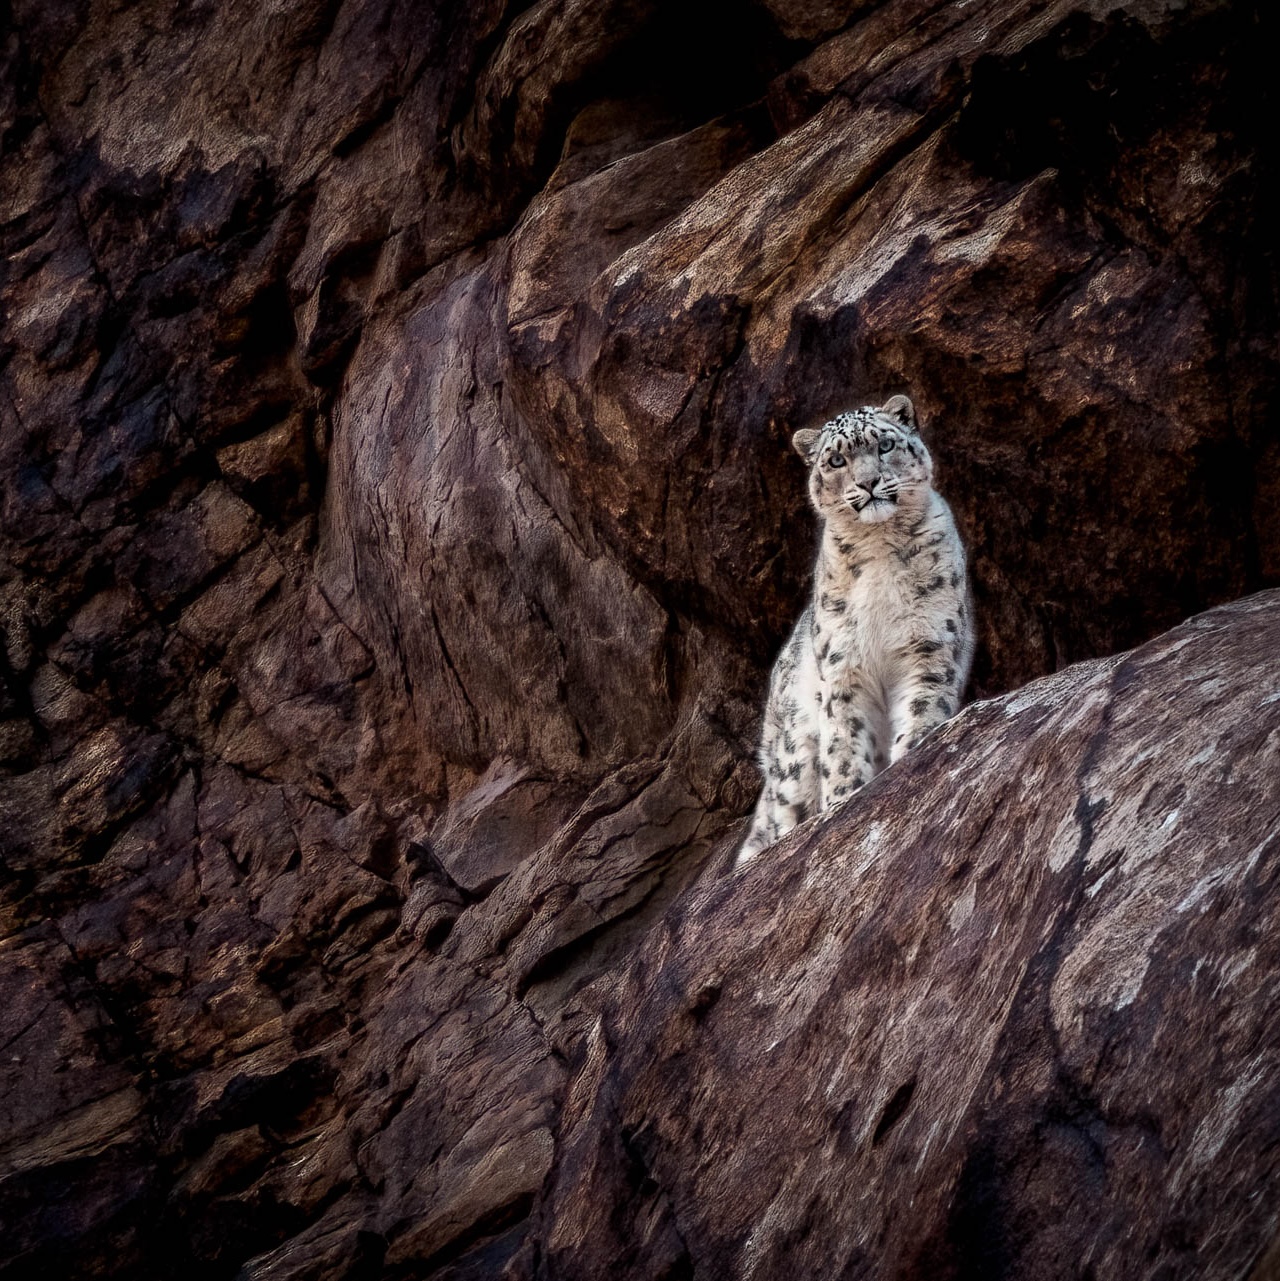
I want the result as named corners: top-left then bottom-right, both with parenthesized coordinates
top-left (792, 395), bottom-right (934, 526)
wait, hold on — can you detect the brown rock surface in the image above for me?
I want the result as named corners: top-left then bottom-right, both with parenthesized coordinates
top-left (1, 0), bottom-right (1278, 1277)
top-left (540, 589), bottom-right (1280, 1281)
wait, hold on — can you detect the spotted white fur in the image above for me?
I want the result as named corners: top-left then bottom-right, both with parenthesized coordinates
top-left (736, 395), bottom-right (974, 867)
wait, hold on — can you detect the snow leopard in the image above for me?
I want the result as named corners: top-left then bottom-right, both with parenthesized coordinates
top-left (735, 394), bottom-right (974, 868)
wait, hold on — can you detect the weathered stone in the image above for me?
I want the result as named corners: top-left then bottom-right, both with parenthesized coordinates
top-left (539, 591), bottom-right (1280, 1281)
top-left (1, 0), bottom-right (1278, 1276)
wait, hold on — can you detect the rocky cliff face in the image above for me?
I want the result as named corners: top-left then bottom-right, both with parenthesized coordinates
top-left (541, 591), bottom-right (1280, 1281)
top-left (1, 1), bottom-right (1278, 1277)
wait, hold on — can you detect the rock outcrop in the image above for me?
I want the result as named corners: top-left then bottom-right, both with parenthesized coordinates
top-left (1, 0), bottom-right (1278, 1276)
top-left (541, 590), bottom-right (1280, 1281)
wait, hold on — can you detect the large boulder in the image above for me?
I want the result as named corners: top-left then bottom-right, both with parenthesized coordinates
top-left (539, 589), bottom-right (1280, 1281)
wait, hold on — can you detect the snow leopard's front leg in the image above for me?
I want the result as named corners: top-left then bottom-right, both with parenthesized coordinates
top-left (818, 670), bottom-right (879, 807)
top-left (888, 643), bottom-right (966, 763)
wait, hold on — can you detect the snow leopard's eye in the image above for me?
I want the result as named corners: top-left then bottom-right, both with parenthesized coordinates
top-left (827, 452), bottom-right (846, 468)
top-left (878, 436), bottom-right (895, 455)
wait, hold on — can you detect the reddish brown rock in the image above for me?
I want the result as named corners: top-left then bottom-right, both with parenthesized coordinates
top-left (538, 590), bottom-right (1280, 1281)
top-left (1, 0), bottom-right (1278, 1277)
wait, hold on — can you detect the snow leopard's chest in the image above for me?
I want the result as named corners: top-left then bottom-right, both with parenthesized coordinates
top-left (812, 528), bottom-right (965, 689)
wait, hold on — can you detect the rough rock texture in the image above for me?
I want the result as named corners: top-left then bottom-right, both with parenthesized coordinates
top-left (1, 0), bottom-right (1278, 1277)
top-left (541, 590), bottom-right (1280, 1281)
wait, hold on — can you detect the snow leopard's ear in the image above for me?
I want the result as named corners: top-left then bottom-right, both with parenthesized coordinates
top-left (880, 394), bottom-right (916, 428)
top-left (792, 428), bottom-right (821, 460)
